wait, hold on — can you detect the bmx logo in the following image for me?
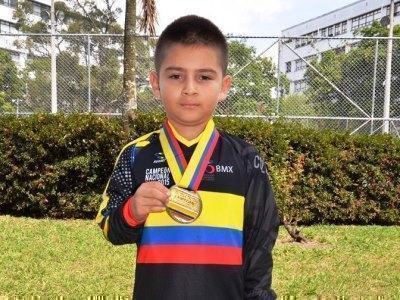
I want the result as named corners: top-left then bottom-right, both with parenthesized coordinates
top-left (205, 161), bottom-right (234, 174)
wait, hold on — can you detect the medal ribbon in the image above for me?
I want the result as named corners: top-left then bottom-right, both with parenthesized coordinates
top-left (159, 119), bottom-right (219, 191)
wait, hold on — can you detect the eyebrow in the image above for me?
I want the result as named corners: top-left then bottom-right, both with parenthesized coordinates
top-left (164, 67), bottom-right (218, 74)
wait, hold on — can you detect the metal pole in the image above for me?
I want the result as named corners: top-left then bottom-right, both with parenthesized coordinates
top-left (383, 0), bottom-right (395, 134)
top-left (50, 0), bottom-right (57, 113)
top-left (371, 40), bottom-right (379, 134)
top-left (87, 35), bottom-right (91, 112)
top-left (276, 37), bottom-right (281, 116)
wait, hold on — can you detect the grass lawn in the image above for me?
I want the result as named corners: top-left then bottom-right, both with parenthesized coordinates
top-left (0, 215), bottom-right (399, 298)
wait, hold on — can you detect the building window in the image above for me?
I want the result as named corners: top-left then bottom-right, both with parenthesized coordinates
top-left (335, 23), bottom-right (341, 35)
top-left (0, 20), bottom-right (17, 34)
top-left (0, 0), bottom-right (17, 8)
top-left (386, 2), bottom-right (400, 16)
top-left (294, 55), bottom-right (317, 71)
top-left (294, 80), bottom-right (308, 93)
top-left (328, 26), bottom-right (333, 36)
top-left (283, 37), bottom-right (293, 44)
top-left (321, 21), bottom-right (347, 37)
top-left (294, 30), bottom-right (317, 48)
top-left (286, 61), bottom-right (292, 73)
top-left (351, 9), bottom-right (380, 30)
top-left (29, 0), bottom-right (50, 18)
top-left (342, 21), bottom-right (347, 34)
top-left (33, 3), bottom-right (41, 16)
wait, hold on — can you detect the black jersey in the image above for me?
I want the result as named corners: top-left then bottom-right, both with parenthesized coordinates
top-left (96, 128), bottom-right (280, 300)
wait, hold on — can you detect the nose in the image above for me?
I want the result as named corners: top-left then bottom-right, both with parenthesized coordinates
top-left (182, 77), bottom-right (198, 96)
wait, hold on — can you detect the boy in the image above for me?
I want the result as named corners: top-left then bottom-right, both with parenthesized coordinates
top-left (96, 15), bottom-right (280, 300)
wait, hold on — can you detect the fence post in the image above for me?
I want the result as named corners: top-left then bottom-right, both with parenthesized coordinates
top-left (371, 39), bottom-right (379, 134)
top-left (50, 0), bottom-right (57, 113)
top-left (276, 37), bottom-right (281, 117)
top-left (87, 34), bottom-right (91, 112)
top-left (383, 0), bottom-right (395, 133)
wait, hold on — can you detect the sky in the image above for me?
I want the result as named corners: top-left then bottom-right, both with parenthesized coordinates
top-left (114, 0), bottom-right (358, 36)
top-left (109, 0), bottom-right (359, 57)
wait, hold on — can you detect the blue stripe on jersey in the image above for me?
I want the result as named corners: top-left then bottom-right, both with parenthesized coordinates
top-left (140, 226), bottom-right (243, 247)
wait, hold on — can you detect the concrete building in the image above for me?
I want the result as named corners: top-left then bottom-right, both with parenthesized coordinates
top-left (280, 0), bottom-right (400, 94)
top-left (0, 0), bottom-right (50, 66)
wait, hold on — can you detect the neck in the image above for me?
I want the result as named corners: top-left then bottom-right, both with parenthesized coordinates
top-left (168, 120), bottom-right (208, 140)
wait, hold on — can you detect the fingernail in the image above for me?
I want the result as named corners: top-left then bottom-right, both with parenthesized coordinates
top-left (166, 191), bottom-right (171, 196)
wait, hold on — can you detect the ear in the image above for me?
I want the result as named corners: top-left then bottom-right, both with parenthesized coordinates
top-left (218, 75), bottom-right (232, 103)
top-left (149, 71), bottom-right (161, 100)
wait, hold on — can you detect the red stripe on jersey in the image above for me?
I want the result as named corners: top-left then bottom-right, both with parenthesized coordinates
top-left (137, 245), bottom-right (242, 265)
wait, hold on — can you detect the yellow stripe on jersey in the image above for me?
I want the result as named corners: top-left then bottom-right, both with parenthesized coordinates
top-left (145, 191), bottom-right (244, 231)
top-left (95, 193), bottom-right (110, 224)
top-left (102, 216), bottom-right (110, 240)
top-left (94, 130), bottom-right (161, 225)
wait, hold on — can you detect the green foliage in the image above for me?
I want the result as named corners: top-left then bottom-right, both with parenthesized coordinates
top-left (13, 0), bottom-right (128, 113)
top-left (278, 94), bottom-right (317, 116)
top-left (222, 40), bottom-right (279, 115)
top-left (0, 49), bottom-right (23, 112)
top-left (0, 114), bottom-right (129, 218)
top-left (0, 114), bottom-right (399, 224)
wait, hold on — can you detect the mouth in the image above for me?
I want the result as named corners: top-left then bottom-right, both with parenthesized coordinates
top-left (180, 102), bottom-right (200, 109)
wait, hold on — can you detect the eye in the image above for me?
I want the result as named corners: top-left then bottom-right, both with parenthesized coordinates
top-left (200, 75), bottom-right (212, 80)
top-left (168, 74), bottom-right (181, 79)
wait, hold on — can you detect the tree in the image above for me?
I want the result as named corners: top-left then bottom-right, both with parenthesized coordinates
top-left (0, 50), bottom-right (23, 113)
top-left (14, 0), bottom-right (126, 113)
top-left (278, 94), bottom-right (317, 117)
top-left (304, 51), bottom-right (347, 117)
top-left (123, 0), bottom-right (157, 118)
top-left (219, 40), bottom-right (280, 116)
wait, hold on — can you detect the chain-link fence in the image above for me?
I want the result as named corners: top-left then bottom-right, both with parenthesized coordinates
top-left (278, 36), bottom-right (400, 136)
top-left (1, 33), bottom-right (399, 136)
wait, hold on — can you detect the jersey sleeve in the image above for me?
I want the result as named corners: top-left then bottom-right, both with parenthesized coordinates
top-left (95, 144), bottom-right (143, 245)
top-left (242, 147), bottom-right (280, 299)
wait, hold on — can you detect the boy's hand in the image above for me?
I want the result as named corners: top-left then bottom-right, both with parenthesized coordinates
top-left (129, 181), bottom-right (170, 222)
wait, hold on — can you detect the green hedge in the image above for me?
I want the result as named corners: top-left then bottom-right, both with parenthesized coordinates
top-left (0, 114), bottom-right (399, 224)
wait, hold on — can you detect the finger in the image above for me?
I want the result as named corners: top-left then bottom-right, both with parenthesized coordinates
top-left (145, 181), bottom-right (170, 194)
top-left (142, 187), bottom-right (170, 203)
top-left (142, 199), bottom-right (168, 207)
top-left (147, 206), bottom-right (167, 213)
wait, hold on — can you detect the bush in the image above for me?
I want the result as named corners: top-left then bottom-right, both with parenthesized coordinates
top-left (0, 113), bottom-right (399, 224)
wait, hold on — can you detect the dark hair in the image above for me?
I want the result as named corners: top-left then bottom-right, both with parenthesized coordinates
top-left (154, 15), bottom-right (228, 74)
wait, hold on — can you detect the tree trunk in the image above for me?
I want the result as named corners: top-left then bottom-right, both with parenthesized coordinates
top-left (123, 0), bottom-right (137, 129)
top-left (283, 220), bottom-right (308, 243)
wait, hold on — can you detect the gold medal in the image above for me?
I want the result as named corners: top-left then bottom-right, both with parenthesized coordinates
top-left (166, 185), bottom-right (202, 223)
top-left (160, 119), bottom-right (219, 224)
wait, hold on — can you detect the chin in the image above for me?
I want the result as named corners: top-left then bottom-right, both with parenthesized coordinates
top-left (171, 115), bottom-right (206, 126)
top-left (178, 118), bottom-right (204, 125)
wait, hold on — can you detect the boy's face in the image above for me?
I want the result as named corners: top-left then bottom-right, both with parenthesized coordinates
top-left (150, 43), bottom-right (231, 129)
